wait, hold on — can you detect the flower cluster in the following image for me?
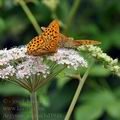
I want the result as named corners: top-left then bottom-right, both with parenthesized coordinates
top-left (0, 47), bottom-right (26, 66)
top-left (0, 46), bottom-right (87, 80)
top-left (78, 45), bottom-right (120, 77)
top-left (48, 48), bottom-right (87, 70)
top-left (0, 65), bottom-right (15, 79)
top-left (0, 47), bottom-right (49, 79)
top-left (16, 56), bottom-right (49, 79)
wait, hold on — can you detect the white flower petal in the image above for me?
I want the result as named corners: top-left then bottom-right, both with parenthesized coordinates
top-left (48, 48), bottom-right (87, 69)
top-left (16, 56), bottom-right (49, 79)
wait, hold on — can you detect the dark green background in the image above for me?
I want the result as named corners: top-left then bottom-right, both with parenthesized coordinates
top-left (0, 0), bottom-right (120, 120)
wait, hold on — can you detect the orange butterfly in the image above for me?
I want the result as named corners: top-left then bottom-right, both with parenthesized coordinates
top-left (26, 20), bottom-right (101, 56)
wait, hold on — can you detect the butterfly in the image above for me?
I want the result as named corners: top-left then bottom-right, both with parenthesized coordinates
top-left (26, 20), bottom-right (101, 56)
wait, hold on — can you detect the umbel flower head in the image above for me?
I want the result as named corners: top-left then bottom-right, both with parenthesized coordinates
top-left (48, 48), bottom-right (87, 69)
top-left (0, 46), bottom-right (87, 91)
top-left (0, 47), bottom-right (49, 79)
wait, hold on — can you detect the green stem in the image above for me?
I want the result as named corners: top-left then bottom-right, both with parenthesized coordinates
top-left (31, 91), bottom-right (39, 120)
top-left (64, 0), bottom-right (81, 33)
top-left (64, 64), bottom-right (92, 120)
top-left (7, 78), bottom-right (32, 92)
top-left (17, 0), bottom-right (41, 34)
top-left (35, 65), bottom-right (66, 91)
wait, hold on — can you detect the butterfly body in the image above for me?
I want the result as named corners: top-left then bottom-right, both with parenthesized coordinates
top-left (27, 20), bottom-right (101, 56)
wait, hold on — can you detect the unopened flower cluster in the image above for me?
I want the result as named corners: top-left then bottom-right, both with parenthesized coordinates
top-left (78, 45), bottom-right (120, 77)
top-left (0, 46), bottom-right (87, 79)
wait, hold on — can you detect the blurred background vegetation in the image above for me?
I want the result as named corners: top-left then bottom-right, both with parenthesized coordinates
top-left (0, 0), bottom-right (120, 120)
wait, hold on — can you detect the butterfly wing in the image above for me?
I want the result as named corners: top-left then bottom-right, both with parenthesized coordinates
top-left (34, 39), bottom-right (57, 56)
top-left (27, 37), bottom-right (57, 56)
top-left (41, 20), bottom-right (60, 40)
top-left (27, 20), bottom-right (61, 56)
top-left (27, 36), bottom-right (45, 55)
top-left (41, 19), bottom-right (60, 32)
top-left (41, 20), bottom-right (60, 32)
top-left (48, 20), bottom-right (60, 33)
top-left (27, 34), bottom-right (58, 56)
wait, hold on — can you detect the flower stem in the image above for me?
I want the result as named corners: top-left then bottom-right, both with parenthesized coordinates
top-left (35, 65), bottom-right (66, 91)
top-left (64, 0), bottom-right (81, 33)
top-left (17, 0), bottom-right (41, 34)
top-left (31, 91), bottom-right (39, 120)
top-left (64, 63), bottom-right (92, 120)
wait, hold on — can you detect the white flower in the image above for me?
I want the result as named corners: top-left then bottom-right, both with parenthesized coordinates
top-left (16, 56), bottom-right (49, 79)
top-left (48, 48), bottom-right (87, 69)
top-left (0, 48), bottom-right (9, 66)
top-left (0, 47), bottom-right (87, 80)
top-left (0, 46), bottom-right (49, 79)
top-left (0, 46), bottom-right (27, 66)
top-left (0, 65), bottom-right (15, 79)
top-left (7, 47), bottom-right (27, 60)
top-left (0, 46), bottom-right (88, 90)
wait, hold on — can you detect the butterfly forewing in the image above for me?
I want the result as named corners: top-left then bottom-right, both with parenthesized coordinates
top-left (27, 36), bottom-right (45, 55)
top-left (27, 20), bottom-right (60, 56)
top-left (41, 20), bottom-right (60, 40)
top-left (48, 20), bottom-right (59, 33)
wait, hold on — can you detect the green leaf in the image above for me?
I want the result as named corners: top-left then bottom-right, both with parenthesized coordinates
top-left (89, 65), bottom-right (110, 77)
top-left (0, 82), bottom-right (29, 96)
top-left (56, 69), bottom-right (70, 88)
top-left (75, 104), bottom-right (103, 120)
top-left (56, 67), bottom-right (85, 88)
top-left (106, 100), bottom-right (120, 119)
top-left (38, 86), bottom-right (50, 107)
top-left (81, 89), bottom-right (116, 106)
top-left (78, 88), bottom-right (120, 119)
top-left (39, 94), bottom-right (50, 107)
